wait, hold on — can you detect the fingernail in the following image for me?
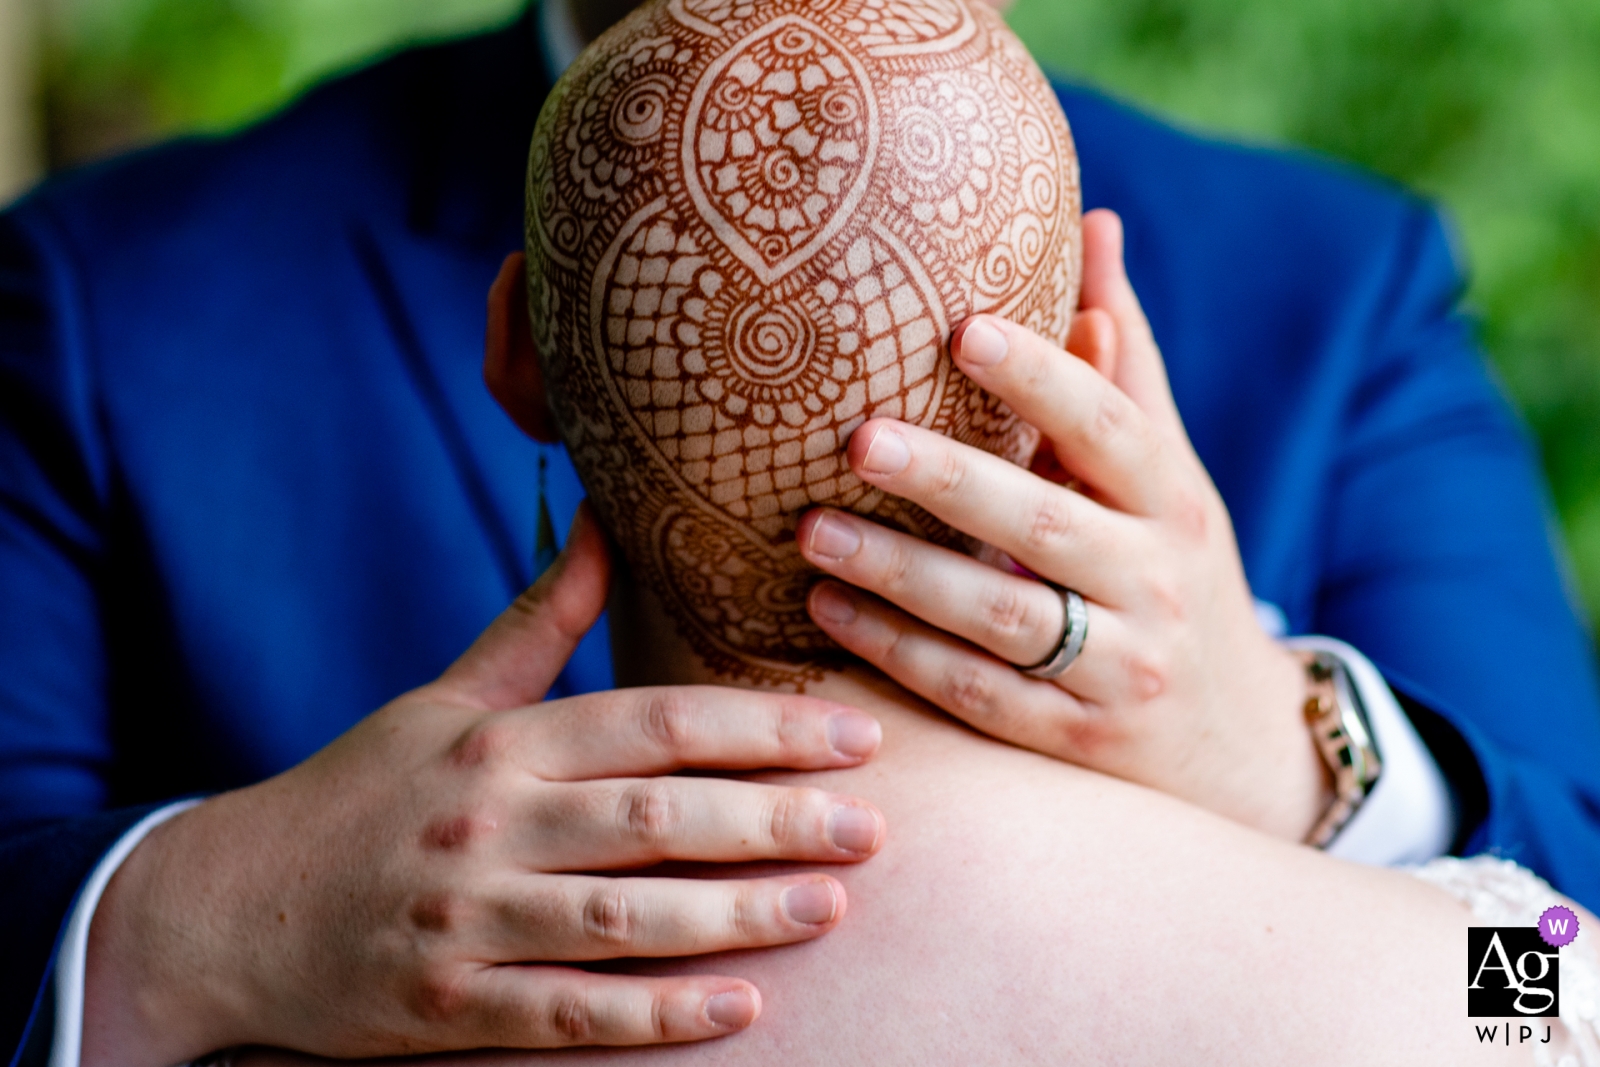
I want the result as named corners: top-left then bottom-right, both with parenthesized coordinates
top-left (828, 805), bottom-right (881, 854)
top-left (860, 427), bottom-right (910, 476)
top-left (810, 583), bottom-right (858, 626)
top-left (827, 710), bottom-right (881, 759)
top-left (958, 319), bottom-right (1009, 367)
top-left (782, 880), bottom-right (839, 925)
top-left (807, 512), bottom-right (862, 561)
top-left (706, 989), bottom-right (758, 1029)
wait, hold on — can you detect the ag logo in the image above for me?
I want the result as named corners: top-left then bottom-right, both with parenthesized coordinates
top-left (1468, 928), bottom-right (1559, 1017)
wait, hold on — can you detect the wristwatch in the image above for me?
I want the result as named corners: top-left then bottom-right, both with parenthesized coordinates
top-left (1299, 649), bottom-right (1383, 848)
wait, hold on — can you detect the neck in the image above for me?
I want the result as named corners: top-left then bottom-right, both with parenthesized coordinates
top-left (609, 573), bottom-right (885, 703)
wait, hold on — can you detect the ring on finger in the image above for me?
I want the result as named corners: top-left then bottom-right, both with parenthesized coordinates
top-left (1017, 582), bottom-right (1089, 680)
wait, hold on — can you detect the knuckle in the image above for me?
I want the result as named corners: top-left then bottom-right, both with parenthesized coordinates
top-left (449, 718), bottom-right (519, 771)
top-left (1082, 389), bottom-right (1133, 454)
top-left (858, 616), bottom-right (903, 665)
top-left (940, 662), bottom-right (999, 723)
top-left (1144, 568), bottom-right (1188, 624)
top-left (640, 690), bottom-right (701, 754)
top-left (583, 883), bottom-right (634, 948)
top-left (1127, 650), bottom-right (1170, 701)
top-left (764, 788), bottom-right (810, 850)
top-left (773, 699), bottom-right (813, 758)
top-left (880, 539), bottom-right (917, 593)
top-left (729, 883), bottom-right (768, 943)
top-left (412, 964), bottom-right (473, 1024)
top-left (979, 583), bottom-right (1033, 643)
top-left (420, 810), bottom-right (497, 853)
top-left (1055, 712), bottom-right (1114, 764)
top-left (1168, 486), bottom-right (1212, 543)
top-left (508, 579), bottom-right (551, 620)
top-left (650, 989), bottom-right (674, 1042)
top-left (408, 890), bottom-right (464, 934)
top-left (1020, 351), bottom-right (1052, 395)
top-left (548, 989), bottom-right (598, 1044)
top-left (620, 781), bottom-right (679, 849)
top-left (928, 448), bottom-right (967, 502)
top-left (1023, 493), bottom-right (1075, 554)
top-left (878, 621), bottom-right (917, 669)
top-left (1125, 648), bottom-right (1171, 701)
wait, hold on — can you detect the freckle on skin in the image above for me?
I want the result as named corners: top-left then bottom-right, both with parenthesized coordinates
top-left (278, 912), bottom-right (287, 924)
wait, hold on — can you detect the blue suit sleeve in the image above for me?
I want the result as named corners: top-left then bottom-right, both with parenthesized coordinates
top-left (0, 205), bottom-right (151, 1062)
top-left (1315, 204), bottom-right (1600, 908)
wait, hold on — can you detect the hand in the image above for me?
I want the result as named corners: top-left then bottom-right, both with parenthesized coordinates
top-left (84, 505), bottom-right (886, 1066)
top-left (798, 209), bottom-right (1329, 841)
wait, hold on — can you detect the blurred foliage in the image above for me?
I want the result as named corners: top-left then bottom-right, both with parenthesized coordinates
top-left (1007, 0), bottom-right (1600, 643)
top-left (41, 0), bottom-right (522, 162)
top-left (36, 0), bottom-right (1600, 643)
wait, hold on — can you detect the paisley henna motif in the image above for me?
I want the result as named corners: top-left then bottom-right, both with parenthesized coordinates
top-left (527, 0), bottom-right (1080, 685)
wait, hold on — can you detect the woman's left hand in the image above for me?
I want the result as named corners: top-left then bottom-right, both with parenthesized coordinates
top-left (799, 209), bottom-right (1331, 842)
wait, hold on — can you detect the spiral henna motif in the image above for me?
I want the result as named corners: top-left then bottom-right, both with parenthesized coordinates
top-left (728, 301), bottom-right (816, 384)
top-left (527, 0), bottom-right (1080, 686)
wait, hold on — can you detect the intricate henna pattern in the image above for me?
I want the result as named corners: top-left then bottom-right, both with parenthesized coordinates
top-left (527, 0), bottom-right (1081, 685)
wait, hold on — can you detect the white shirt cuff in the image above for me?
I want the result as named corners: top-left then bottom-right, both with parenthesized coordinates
top-left (1282, 636), bottom-right (1455, 866)
top-left (47, 799), bottom-right (201, 1067)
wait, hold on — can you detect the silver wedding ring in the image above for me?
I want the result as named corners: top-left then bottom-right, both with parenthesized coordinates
top-left (1018, 582), bottom-right (1089, 680)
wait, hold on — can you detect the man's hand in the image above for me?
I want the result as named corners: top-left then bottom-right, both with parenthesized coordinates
top-left (798, 209), bottom-right (1328, 841)
top-left (83, 505), bottom-right (885, 1066)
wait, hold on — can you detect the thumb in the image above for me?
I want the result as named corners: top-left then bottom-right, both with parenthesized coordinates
top-left (438, 501), bottom-right (611, 710)
top-left (1079, 209), bottom-right (1186, 440)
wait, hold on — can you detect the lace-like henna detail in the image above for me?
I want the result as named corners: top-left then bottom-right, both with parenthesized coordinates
top-left (527, 0), bottom-right (1081, 686)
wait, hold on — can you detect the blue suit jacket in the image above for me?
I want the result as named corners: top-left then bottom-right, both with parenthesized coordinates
top-left (4, 10), bottom-right (1600, 1061)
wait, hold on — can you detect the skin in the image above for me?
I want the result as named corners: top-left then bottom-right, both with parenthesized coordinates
top-left (69, 5), bottom-right (1410, 1062)
top-left (220, 237), bottom-right (1531, 1065)
top-left (795, 211), bottom-right (1331, 842)
top-left (494, 209), bottom-right (1331, 843)
top-left (530, 0), bottom-right (1329, 844)
top-left (82, 518), bottom-right (888, 1065)
top-left (234, 670), bottom-right (1529, 1067)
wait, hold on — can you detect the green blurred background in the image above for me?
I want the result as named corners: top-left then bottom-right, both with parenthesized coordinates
top-left (7, 0), bottom-right (1600, 650)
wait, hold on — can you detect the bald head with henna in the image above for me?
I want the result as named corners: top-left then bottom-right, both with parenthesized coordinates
top-left (497, 0), bottom-right (1080, 687)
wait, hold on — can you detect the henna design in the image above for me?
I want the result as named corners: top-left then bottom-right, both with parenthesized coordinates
top-left (527, 0), bottom-right (1081, 686)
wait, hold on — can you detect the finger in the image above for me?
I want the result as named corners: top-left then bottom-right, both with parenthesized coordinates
top-left (948, 314), bottom-right (1175, 517)
top-left (519, 686), bottom-right (881, 780)
top-left (439, 502), bottom-right (611, 710)
top-left (843, 419), bottom-right (1150, 591)
top-left (807, 561), bottom-right (1149, 710)
top-left (799, 508), bottom-right (1085, 666)
top-left (808, 582), bottom-right (1103, 762)
top-left (490, 872), bottom-right (849, 961)
top-left (1065, 305), bottom-right (1117, 381)
top-left (457, 967), bottom-right (762, 1047)
top-left (525, 777), bottom-right (883, 869)
top-left (1079, 209), bottom-right (1185, 438)
top-left (1004, 603), bottom-right (1163, 710)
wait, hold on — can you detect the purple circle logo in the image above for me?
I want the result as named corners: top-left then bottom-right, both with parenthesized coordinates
top-left (1539, 905), bottom-right (1580, 948)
